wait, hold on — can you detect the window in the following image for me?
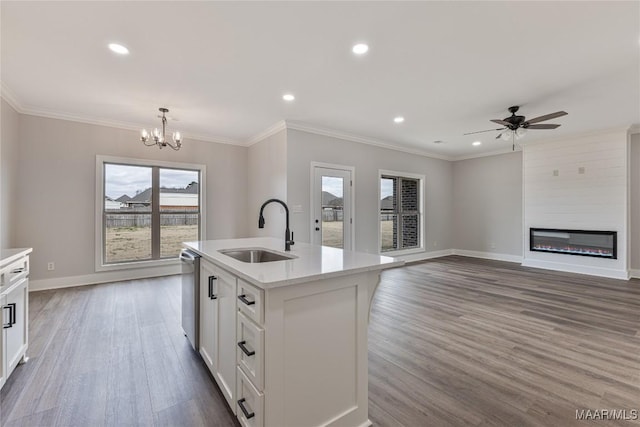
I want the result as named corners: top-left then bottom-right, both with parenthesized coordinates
top-left (97, 156), bottom-right (205, 268)
top-left (380, 172), bottom-right (423, 253)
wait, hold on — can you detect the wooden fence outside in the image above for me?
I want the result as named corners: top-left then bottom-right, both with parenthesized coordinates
top-left (106, 214), bottom-right (198, 228)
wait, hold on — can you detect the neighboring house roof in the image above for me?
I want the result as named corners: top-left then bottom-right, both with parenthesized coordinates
top-left (128, 188), bottom-right (152, 204)
top-left (116, 194), bottom-right (131, 202)
top-left (322, 191), bottom-right (343, 206)
top-left (381, 195), bottom-right (394, 210)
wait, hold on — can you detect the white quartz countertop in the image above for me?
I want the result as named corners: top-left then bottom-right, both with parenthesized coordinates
top-left (0, 248), bottom-right (32, 269)
top-left (183, 238), bottom-right (404, 289)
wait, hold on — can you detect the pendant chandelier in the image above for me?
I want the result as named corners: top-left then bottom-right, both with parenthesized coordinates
top-left (141, 107), bottom-right (182, 150)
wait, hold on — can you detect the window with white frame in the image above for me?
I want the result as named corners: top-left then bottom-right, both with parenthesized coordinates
top-left (380, 173), bottom-right (423, 252)
top-left (97, 156), bottom-right (204, 267)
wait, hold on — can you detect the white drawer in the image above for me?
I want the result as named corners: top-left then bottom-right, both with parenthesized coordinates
top-left (237, 279), bottom-right (263, 325)
top-left (237, 311), bottom-right (264, 391)
top-left (1, 258), bottom-right (29, 288)
top-left (236, 367), bottom-right (264, 427)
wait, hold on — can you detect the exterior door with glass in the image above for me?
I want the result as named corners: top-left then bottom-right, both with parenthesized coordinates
top-left (312, 166), bottom-right (352, 250)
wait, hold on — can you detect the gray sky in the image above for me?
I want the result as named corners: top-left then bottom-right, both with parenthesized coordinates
top-left (105, 164), bottom-right (198, 198)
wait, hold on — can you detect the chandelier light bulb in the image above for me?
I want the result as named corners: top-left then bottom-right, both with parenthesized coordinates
top-left (142, 108), bottom-right (183, 151)
top-left (501, 130), bottom-right (512, 141)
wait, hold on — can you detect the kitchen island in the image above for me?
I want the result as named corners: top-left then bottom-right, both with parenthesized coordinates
top-left (183, 237), bottom-right (403, 427)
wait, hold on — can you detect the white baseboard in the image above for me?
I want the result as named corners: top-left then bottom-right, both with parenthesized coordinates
top-left (521, 259), bottom-right (629, 280)
top-left (452, 249), bottom-right (522, 263)
top-left (29, 264), bottom-right (182, 291)
top-left (627, 269), bottom-right (640, 279)
top-left (399, 249), bottom-right (454, 263)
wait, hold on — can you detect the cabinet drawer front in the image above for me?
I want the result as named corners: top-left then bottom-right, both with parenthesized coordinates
top-left (237, 311), bottom-right (264, 391)
top-left (237, 280), bottom-right (263, 325)
top-left (1, 258), bottom-right (29, 288)
top-left (236, 367), bottom-right (264, 427)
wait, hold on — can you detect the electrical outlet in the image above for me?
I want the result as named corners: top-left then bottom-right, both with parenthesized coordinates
top-left (433, 241), bottom-right (437, 247)
top-left (47, 262), bottom-right (55, 271)
top-left (490, 242), bottom-right (496, 249)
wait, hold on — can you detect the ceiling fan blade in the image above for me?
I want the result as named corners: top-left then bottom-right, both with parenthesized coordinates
top-left (524, 111), bottom-right (567, 125)
top-left (490, 119), bottom-right (512, 126)
top-left (496, 133), bottom-right (503, 139)
top-left (526, 123), bottom-right (561, 129)
top-left (463, 128), bottom-right (504, 136)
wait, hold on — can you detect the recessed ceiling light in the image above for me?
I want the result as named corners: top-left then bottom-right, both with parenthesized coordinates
top-left (282, 94), bottom-right (295, 101)
top-left (393, 116), bottom-right (405, 124)
top-left (352, 43), bottom-right (369, 55)
top-left (108, 43), bottom-right (129, 55)
top-left (472, 141), bottom-right (482, 146)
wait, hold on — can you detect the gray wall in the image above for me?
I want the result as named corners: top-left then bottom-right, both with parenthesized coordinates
top-left (286, 129), bottom-right (453, 255)
top-left (1, 99), bottom-right (20, 249)
top-left (452, 152), bottom-right (523, 256)
top-left (15, 114), bottom-right (248, 281)
top-left (247, 129), bottom-right (287, 239)
top-left (630, 133), bottom-right (640, 270)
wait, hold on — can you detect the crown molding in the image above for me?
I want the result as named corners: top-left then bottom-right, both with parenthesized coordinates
top-left (247, 120), bottom-right (287, 146)
top-left (284, 120), bottom-right (454, 161)
top-left (0, 81), bottom-right (245, 147)
top-left (0, 81), bottom-right (24, 113)
top-left (451, 146), bottom-right (521, 162)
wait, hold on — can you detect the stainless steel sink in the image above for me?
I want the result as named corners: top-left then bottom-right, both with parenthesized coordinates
top-left (219, 248), bottom-right (296, 263)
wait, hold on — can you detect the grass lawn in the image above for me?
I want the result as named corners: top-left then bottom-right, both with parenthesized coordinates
top-left (105, 221), bottom-right (394, 263)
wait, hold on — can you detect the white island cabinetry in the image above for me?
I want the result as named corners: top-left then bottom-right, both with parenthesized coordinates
top-left (186, 237), bottom-right (403, 427)
top-left (199, 258), bottom-right (238, 413)
top-left (0, 248), bottom-right (32, 391)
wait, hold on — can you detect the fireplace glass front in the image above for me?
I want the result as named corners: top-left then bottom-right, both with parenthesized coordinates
top-left (530, 228), bottom-right (616, 259)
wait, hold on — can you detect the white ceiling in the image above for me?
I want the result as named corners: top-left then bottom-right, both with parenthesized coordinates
top-left (2, 1), bottom-right (639, 159)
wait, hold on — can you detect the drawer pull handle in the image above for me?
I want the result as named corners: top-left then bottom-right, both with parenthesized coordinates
top-left (208, 276), bottom-right (218, 300)
top-left (238, 340), bottom-right (255, 356)
top-left (238, 294), bottom-right (255, 306)
top-left (3, 303), bottom-right (15, 329)
top-left (238, 398), bottom-right (255, 419)
top-left (11, 268), bottom-right (25, 274)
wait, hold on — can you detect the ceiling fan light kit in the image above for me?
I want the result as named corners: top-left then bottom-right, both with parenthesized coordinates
top-left (140, 107), bottom-right (183, 151)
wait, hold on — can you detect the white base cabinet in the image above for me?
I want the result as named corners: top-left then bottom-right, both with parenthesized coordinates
top-left (0, 249), bottom-right (30, 391)
top-left (198, 256), bottom-right (380, 427)
top-left (199, 258), bottom-right (237, 413)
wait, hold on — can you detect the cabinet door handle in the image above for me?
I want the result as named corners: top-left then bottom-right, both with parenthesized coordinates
top-left (11, 268), bottom-right (25, 274)
top-left (238, 294), bottom-right (255, 306)
top-left (237, 340), bottom-right (255, 356)
top-left (2, 303), bottom-right (15, 329)
top-left (237, 398), bottom-right (255, 419)
top-left (208, 276), bottom-right (218, 300)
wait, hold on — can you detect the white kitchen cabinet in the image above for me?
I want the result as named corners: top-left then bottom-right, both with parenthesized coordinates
top-left (199, 258), bottom-right (237, 413)
top-left (199, 258), bottom-right (217, 373)
top-left (0, 248), bottom-right (31, 391)
top-left (4, 279), bottom-right (28, 377)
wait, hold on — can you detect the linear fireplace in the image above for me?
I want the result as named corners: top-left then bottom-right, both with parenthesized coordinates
top-left (530, 228), bottom-right (617, 259)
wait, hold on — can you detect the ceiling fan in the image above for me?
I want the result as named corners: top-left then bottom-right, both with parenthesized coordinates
top-left (465, 106), bottom-right (568, 148)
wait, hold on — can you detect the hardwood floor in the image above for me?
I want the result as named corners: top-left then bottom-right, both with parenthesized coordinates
top-left (368, 256), bottom-right (640, 426)
top-left (1, 256), bottom-right (639, 426)
top-left (1, 277), bottom-right (238, 427)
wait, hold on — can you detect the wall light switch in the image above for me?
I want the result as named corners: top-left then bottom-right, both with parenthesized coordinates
top-left (553, 169), bottom-right (559, 177)
top-left (578, 167), bottom-right (585, 174)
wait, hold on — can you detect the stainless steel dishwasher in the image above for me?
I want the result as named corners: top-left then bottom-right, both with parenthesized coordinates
top-left (180, 249), bottom-right (200, 351)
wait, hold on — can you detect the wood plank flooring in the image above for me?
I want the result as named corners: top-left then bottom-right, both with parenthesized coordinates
top-left (1, 256), bottom-right (639, 426)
